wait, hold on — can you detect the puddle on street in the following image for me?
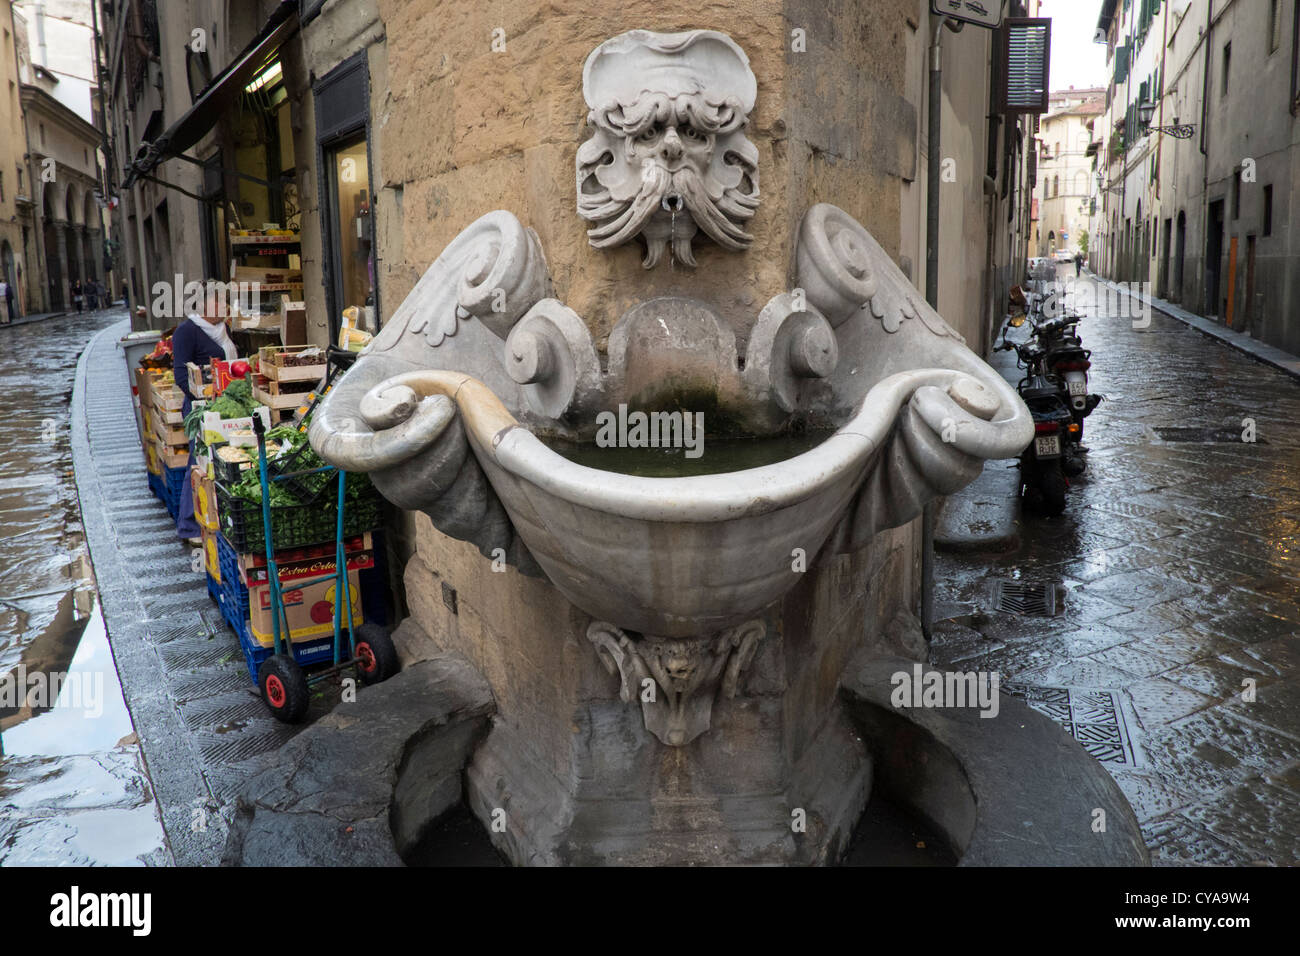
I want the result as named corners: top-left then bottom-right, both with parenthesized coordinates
top-left (0, 312), bottom-right (166, 865)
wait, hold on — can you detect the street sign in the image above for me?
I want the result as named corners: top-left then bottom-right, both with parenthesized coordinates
top-left (931, 0), bottom-right (1003, 29)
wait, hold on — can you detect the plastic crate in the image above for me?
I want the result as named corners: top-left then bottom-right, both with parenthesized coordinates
top-left (237, 619), bottom-right (341, 682)
top-left (206, 571), bottom-right (221, 605)
top-left (215, 533), bottom-right (250, 633)
top-left (147, 471), bottom-right (165, 502)
top-left (215, 477), bottom-right (381, 552)
top-left (162, 464), bottom-right (187, 518)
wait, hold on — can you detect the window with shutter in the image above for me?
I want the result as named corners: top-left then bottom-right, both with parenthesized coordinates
top-left (999, 18), bottom-right (1052, 114)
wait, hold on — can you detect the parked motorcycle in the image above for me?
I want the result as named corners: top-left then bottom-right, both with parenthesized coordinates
top-left (1000, 336), bottom-right (1076, 515)
top-left (1032, 312), bottom-right (1103, 448)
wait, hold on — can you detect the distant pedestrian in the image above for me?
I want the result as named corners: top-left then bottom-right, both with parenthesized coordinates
top-left (84, 281), bottom-right (96, 311)
top-left (120, 280), bottom-right (128, 307)
top-left (71, 279), bottom-right (83, 313)
top-left (89, 280), bottom-right (101, 310)
top-left (0, 278), bottom-right (10, 324)
top-left (1075, 252), bottom-right (1083, 276)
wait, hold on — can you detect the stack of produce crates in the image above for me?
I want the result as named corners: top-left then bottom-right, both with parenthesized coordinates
top-left (251, 345), bottom-right (328, 424)
top-left (209, 418), bottom-right (388, 678)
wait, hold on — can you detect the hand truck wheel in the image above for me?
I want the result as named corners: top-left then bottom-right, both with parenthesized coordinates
top-left (352, 622), bottom-right (399, 685)
top-left (258, 654), bottom-right (311, 723)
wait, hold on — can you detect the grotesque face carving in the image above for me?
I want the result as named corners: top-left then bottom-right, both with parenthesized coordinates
top-left (577, 30), bottom-right (760, 269)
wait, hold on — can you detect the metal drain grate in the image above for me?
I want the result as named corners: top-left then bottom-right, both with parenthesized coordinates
top-left (992, 580), bottom-right (1059, 616)
top-left (1004, 684), bottom-right (1141, 766)
top-left (1153, 426), bottom-right (1268, 444)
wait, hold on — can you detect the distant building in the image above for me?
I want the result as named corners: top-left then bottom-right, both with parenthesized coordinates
top-left (0, 4), bottom-right (29, 318)
top-left (1033, 88), bottom-right (1105, 258)
top-left (1092, 0), bottom-right (1300, 351)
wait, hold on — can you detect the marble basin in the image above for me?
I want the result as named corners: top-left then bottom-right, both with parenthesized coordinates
top-left (337, 362), bottom-right (1029, 638)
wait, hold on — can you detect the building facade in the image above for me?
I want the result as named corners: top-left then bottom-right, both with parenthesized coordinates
top-left (1092, 0), bottom-right (1300, 351)
top-left (1033, 88), bottom-right (1104, 258)
top-left (1, 3), bottom-right (29, 318)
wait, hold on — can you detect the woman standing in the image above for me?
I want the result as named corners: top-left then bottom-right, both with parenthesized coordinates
top-left (172, 302), bottom-right (238, 545)
top-left (71, 279), bottom-right (83, 313)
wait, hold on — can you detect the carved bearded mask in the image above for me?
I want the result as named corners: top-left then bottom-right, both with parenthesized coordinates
top-left (576, 30), bottom-right (761, 268)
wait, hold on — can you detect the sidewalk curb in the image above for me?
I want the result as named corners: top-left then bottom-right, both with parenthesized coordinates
top-left (1090, 273), bottom-right (1300, 381)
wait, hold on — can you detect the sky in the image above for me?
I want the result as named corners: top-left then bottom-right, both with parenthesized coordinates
top-left (1039, 0), bottom-right (1110, 92)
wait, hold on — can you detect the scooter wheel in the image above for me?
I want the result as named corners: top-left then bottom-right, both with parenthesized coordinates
top-left (1039, 465), bottom-right (1068, 516)
top-left (258, 655), bottom-right (310, 723)
top-left (353, 622), bottom-right (399, 686)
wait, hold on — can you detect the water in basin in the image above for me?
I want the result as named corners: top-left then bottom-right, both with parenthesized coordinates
top-left (542, 430), bottom-right (837, 478)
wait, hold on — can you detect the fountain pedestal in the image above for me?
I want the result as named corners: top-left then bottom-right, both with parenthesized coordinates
top-left (401, 513), bottom-right (919, 864)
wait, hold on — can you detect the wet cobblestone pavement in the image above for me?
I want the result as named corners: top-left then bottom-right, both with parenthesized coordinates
top-left (935, 286), bottom-right (1300, 865)
top-left (0, 309), bottom-right (167, 865)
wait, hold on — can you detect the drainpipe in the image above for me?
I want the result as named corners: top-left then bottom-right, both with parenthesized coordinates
top-left (922, 15), bottom-right (963, 642)
top-left (34, 0), bottom-right (48, 68)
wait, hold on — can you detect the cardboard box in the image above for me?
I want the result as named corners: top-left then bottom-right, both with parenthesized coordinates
top-left (202, 406), bottom-right (271, 447)
top-left (192, 467), bottom-right (219, 531)
top-left (211, 359), bottom-right (248, 395)
top-left (202, 524), bottom-right (221, 582)
top-left (244, 546), bottom-right (373, 646)
top-left (280, 297), bottom-right (307, 346)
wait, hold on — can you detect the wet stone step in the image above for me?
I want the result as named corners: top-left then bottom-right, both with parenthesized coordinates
top-left (180, 690), bottom-right (273, 733)
top-left (158, 639), bottom-right (240, 672)
top-left (166, 668), bottom-right (249, 705)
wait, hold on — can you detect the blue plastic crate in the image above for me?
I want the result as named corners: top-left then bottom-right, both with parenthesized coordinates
top-left (215, 533), bottom-right (250, 633)
top-left (206, 571), bottom-right (220, 605)
top-left (162, 464), bottom-right (187, 519)
top-left (147, 471), bottom-right (165, 502)
top-left (237, 619), bottom-right (342, 683)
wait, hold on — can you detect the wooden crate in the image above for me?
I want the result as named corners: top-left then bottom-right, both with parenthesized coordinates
top-left (153, 384), bottom-right (185, 413)
top-left (153, 412), bottom-right (188, 447)
top-left (252, 375), bottom-right (316, 410)
top-left (157, 441), bottom-right (190, 470)
top-left (257, 345), bottom-right (327, 383)
top-left (186, 362), bottom-right (213, 400)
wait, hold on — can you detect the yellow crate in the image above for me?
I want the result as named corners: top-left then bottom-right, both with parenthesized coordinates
top-left (145, 440), bottom-right (161, 476)
top-left (202, 525), bottom-right (221, 583)
top-left (192, 468), bottom-right (219, 531)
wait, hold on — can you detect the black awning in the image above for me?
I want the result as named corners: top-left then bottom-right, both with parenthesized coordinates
top-left (123, 0), bottom-right (299, 189)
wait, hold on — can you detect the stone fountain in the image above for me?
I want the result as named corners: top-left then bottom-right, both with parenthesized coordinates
top-left (297, 29), bottom-right (1141, 866)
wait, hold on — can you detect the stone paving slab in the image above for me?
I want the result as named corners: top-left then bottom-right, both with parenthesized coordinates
top-left (70, 320), bottom-right (329, 866)
top-left (933, 293), bottom-right (1300, 865)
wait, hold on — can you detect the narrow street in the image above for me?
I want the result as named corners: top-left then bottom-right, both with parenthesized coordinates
top-left (935, 284), bottom-right (1300, 865)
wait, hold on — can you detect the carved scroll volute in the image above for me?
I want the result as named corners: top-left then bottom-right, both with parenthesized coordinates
top-left (743, 292), bottom-right (839, 413)
top-left (503, 299), bottom-right (603, 419)
top-left (794, 203), bottom-right (879, 327)
top-left (457, 216), bottom-right (551, 340)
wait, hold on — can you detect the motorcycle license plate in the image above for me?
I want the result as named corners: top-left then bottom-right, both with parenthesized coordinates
top-left (1067, 379), bottom-right (1088, 396)
top-left (1034, 435), bottom-right (1061, 457)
